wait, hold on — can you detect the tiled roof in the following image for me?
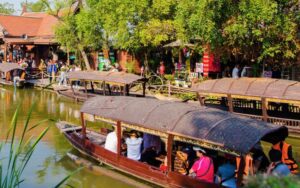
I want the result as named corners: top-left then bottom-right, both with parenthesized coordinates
top-left (0, 12), bottom-right (59, 38)
top-left (0, 14), bottom-right (42, 37)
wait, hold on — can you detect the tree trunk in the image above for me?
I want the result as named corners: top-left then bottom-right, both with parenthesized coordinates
top-left (144, 51), bottom-right (149, 75)
top-left (80, 49), bottom-right (91, 70)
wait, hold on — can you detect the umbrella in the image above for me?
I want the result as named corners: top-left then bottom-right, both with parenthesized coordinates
top-left (163, 40), bottom-right (195, 48)
top-left (163, 40), bottom-right (195, 65)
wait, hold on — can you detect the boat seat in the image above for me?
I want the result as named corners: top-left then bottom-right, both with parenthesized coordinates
top-left (86, 134), bottom-right (106, 145)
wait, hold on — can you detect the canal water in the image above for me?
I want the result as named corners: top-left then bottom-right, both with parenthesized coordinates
top-left (0, 87), bottom-right (135, 188)
top-left (0, 87), bottom-right (299, 187)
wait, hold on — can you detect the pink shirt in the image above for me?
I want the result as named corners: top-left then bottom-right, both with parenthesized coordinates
top-left (191, 156), bottom-right (214, 183)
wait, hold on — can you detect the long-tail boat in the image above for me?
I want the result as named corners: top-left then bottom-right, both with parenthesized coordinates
top-left (192, 78), bottom-right (300, 134)
top-left (0, 63), bottom-right (26, 87)
top-left (57, 96), bottom-right (287, 188)
top-left (55, 71), bottom-right (146, 102)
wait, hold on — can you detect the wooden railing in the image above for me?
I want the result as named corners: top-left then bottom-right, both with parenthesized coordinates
top-left (235, 112), bottom-right (300, 134)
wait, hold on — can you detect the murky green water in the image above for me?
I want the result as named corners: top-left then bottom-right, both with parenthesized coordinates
top-left (0, 86), bottom-right (134, 188)
top-left (0, 86), bottom-right (300, 188)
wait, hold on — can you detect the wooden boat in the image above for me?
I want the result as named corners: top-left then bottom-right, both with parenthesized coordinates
top-left (192, 78), bottom-right (300, 134)
top-left (56, 71), bottom-right (147, 102)
top-left (57, 96), bottom-right (288, 188)
top-left (0, 63), bottom-right (26, 87)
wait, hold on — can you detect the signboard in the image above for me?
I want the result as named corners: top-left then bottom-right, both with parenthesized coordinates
top-left (195, 63), bottom-right (203, 73)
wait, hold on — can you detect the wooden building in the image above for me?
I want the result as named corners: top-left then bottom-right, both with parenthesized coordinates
top-left (0, 11), bottom-right (60, 65)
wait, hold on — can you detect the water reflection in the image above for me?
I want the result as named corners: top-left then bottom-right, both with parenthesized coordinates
top-left (0, 86), bottom-right (133, 188)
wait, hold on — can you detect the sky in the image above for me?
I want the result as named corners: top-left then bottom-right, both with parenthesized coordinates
top-left (0, 0), bottom-right (37, 14)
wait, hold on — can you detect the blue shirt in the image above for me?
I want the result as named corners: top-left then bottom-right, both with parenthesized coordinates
top-left (216, 163), bottom-right (236, 188)
top-left (272, 163), bottom-right (291, 177)
top-left (126, 137), bottom-right (143, 161)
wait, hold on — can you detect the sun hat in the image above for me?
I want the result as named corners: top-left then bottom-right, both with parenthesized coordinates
top-left (193, 146), bottom-right (206, 154)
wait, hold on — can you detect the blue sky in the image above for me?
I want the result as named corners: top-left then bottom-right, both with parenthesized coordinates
top-left (1, 0), bottom-right (37, 14)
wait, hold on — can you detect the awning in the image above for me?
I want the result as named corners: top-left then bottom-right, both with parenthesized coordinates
top-left (192, 78), bottom-right (300, 102)
top-left (81, 96), bottom-right (288, 155)
top-left (0, 63), bottom-right (24, 72)
top-left (67, 71), bottom-right (144, 85)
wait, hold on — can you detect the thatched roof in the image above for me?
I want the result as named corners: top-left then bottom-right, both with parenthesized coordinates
top-left (67, 71), bottom-right (144, 85)
top-left (81, 96), bottom-right (287, 155)
top-left (0, 63), bottom-right (24, 73)
top-left (192, 78), bottom-right (300, 102)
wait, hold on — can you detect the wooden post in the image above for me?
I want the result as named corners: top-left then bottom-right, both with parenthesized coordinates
top-left (227, 94), bottom-right (234, 113)
top-left (90, 81), bottom-right (94, 93)
top-left (168, 80), bottom-right (171, 98)
top-left (236, 155), bottom-right (246, 187)
top-left (167, 134), bottom-right (174, 172)
top-left (117, 121), bottom-right (122, 159)
top-left (71, 81), bottom-right (75, 96)
top-left (262, 97), bottom-right (268, 121)
top-left (142, 81), bottom-right (146, 97)
top-left (103, 81), bottom-right (106, 96)
top-left (3, 44), bottom-right (7, 62)
top-left (197, 93), bottom-right (205, 106)
top-left (123, 84), bottom-right (126, 96)
top-left (84, 81), bottom-right (88, 98)
top-left (107, 84), bottom-right (112, 95)
top-left (126, 84), bottom-right (129, 96)
top-left (67, 48), bottom-right (70, 66)
top-left (80, 112), bottom-right (86, 141)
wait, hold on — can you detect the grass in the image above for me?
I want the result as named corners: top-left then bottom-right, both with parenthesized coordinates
top-left (245, 174), bottom-right (300, 188)
top-left (0, 101), bottom-right (79, 187)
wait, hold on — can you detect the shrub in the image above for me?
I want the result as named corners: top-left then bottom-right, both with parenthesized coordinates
top-left (245, 174), bottom-right (300, 188)
top-left (125, 61), bottom-right (136, 73)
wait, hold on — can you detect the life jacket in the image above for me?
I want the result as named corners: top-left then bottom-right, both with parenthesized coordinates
top-left (272, 141), bottom-right (298, 174)
top-left (235, 154), bottom-right (254, 177)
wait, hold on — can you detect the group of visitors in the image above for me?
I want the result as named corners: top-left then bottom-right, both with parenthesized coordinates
top-left (104, 128), bottom-right (297, 187)
top-left (224, 64), bottom-right (282, 79)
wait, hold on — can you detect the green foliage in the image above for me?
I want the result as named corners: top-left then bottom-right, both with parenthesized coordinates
top-left (21, 1), bottom-right (47, 12)
top-left (125, 61), bottom-right (136, 73)
top-left (0, 102), bottom-right (50, 187)
top-left (0, 102), bottom-right (78, 187)
top-left (245, 174), bottom-right (300, 188)
top-left (176, 93), bottom-right (197, 101)
top-left (176, 0), bottom-right (300, 66)
top-left (52, 0), bottom-right (300, 68)
top-left (0, 3), bottom-right (14, 14)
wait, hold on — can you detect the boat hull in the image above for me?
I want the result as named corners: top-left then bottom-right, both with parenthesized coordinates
top-left (57, 122), bottom-right (218, 188)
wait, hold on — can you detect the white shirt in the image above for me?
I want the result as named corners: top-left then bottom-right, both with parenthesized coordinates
top-left (126, 137), bottom-right (143, 161)
top-left (232, 67), bottom-right (239, 78)
top-left (104, 131), bottom-right (118, 153)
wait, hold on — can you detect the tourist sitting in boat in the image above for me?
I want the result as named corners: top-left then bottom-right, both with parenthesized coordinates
top-left (267, 149), bottom-right (291, 176)
top-left (141, 146), bottom-right (161, 166)
top-left (104, 126), bottom-right (117, 153)
top-left (251, 142), bottom-right (270, 173)
top-left (125, 131), bottom-right (143, 161)
top-left (215, 155), bottom-right (237, 188)
top-left (159, 156), bottom-right (168, 172)
top-left (189, 147), bottom-right (214, 183)
top-left (142, 133), bottom-right (162, 154)
top-left (271, 140), bottom-right (298, 174)
top-left (174, 148), bottom-right (191, 175)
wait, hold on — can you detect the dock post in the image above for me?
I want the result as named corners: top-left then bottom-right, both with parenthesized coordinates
top-left (262, 97), bottom-right (268, 122)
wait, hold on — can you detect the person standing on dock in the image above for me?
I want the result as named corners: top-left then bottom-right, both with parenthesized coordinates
top-left (58, 64), bottom-right (67, 86)
top-left (47, 60), bottom-right (57, 83)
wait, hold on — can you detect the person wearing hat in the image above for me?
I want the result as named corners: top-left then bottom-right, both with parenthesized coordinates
top-left (189, 146), bottom-right (214, 183)
top-left (125, 131), bottom-right (143, 161)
